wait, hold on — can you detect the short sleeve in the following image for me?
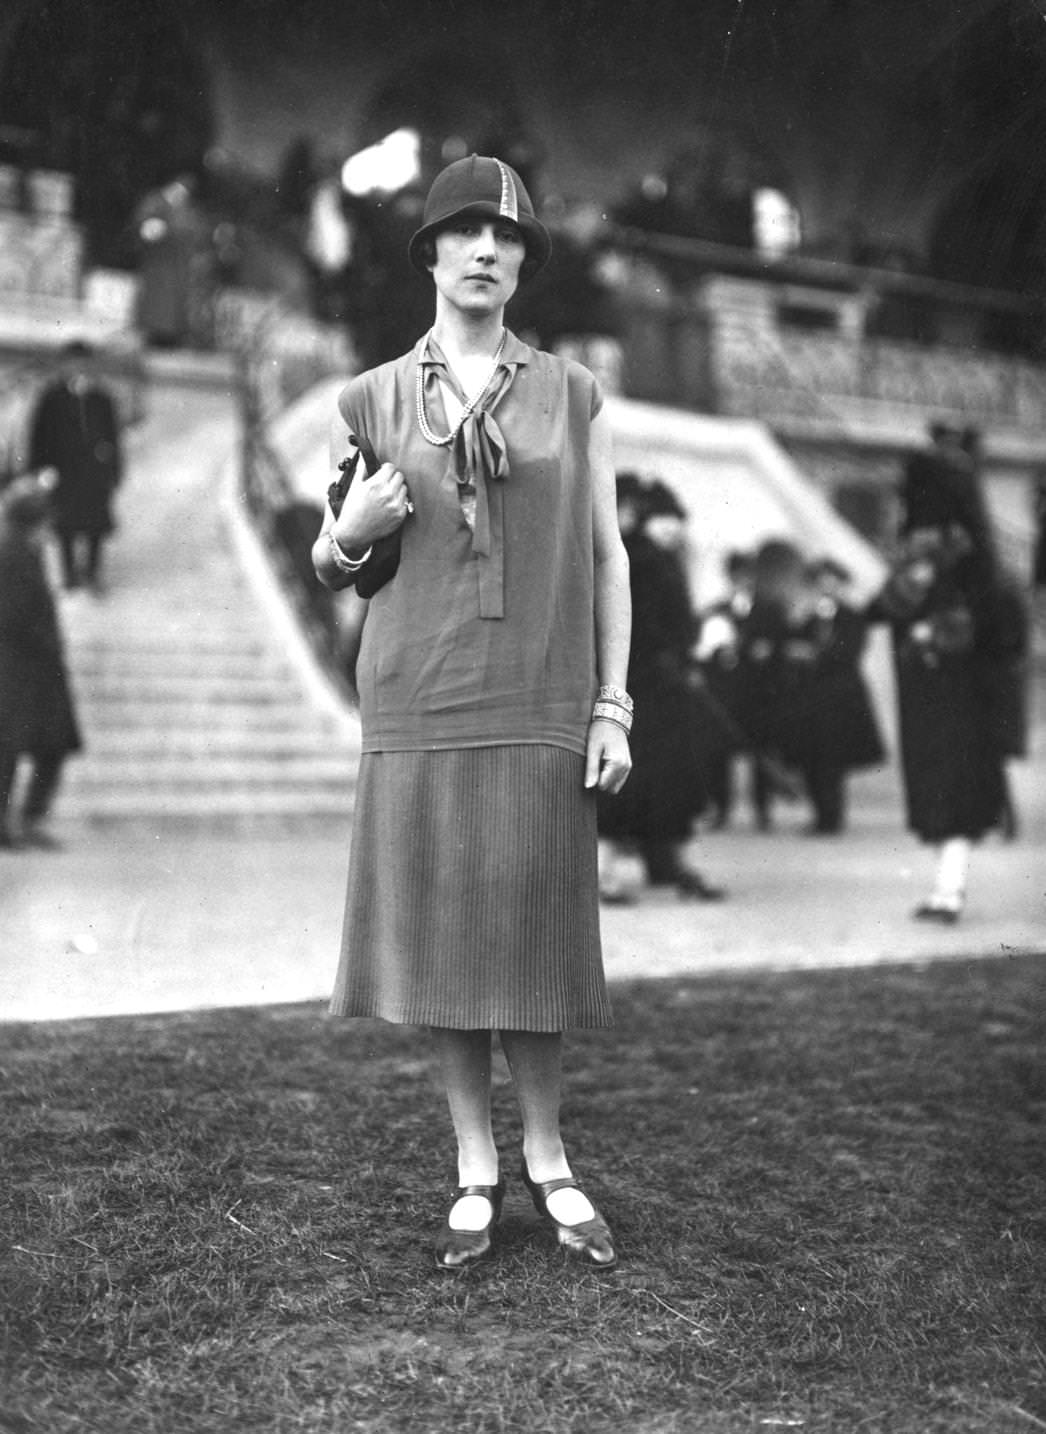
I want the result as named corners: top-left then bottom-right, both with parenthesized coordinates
top-left (336, 377), bottom-right (366, 438)
top-left (562, 356), bottom-right (602, 422)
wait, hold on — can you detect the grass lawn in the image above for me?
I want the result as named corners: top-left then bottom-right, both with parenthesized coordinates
top-left (2, 954), bottom-right (1044, 1434)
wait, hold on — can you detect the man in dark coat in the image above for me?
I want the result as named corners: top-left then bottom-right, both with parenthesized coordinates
top-left (27, 340), bottom-right (123, 592)
top-left (0, 473), bottom-right (83, 849)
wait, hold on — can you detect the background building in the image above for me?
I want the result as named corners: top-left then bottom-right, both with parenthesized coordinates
top-left (2, 0), bottom-right (1045, 563)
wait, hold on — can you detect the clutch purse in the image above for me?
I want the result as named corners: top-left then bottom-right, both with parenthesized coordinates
top-left (326, 431), bottom-right (401, 598)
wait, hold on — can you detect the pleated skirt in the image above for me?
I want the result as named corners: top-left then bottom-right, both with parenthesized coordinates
top-left (330, 744), bottom-right (612, 1030)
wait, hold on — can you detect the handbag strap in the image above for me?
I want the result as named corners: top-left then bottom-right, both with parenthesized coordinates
top-left (329, 431), bottom-right (380, 517)
top-left (349, 430), bottom-right (379, 477)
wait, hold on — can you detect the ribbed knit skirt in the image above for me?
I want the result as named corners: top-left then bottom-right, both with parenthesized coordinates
top-left (330, 744), bottom-right (612, 1030)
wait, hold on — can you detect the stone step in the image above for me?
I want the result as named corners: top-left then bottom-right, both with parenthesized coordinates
top-left (69, 674), bottom-right (315, 704)
top-left (73, 704), bottom-right (343, 734)
top-left (62, 613), bottom-right (278, 643)
top-left (58, 787), bottom-right (357, 820)
top-left (68, 650), bottom-right (299, 680)
top-left (63, 755), bottom-right (357, 790)
top-left (42, 376), bottom-right (362, 821)
top-left (62, 630), bottom-right (276, 659)
top-left (141, 348), bottom-right (239, 389)
top-left (73, 728), bottom-right (356, 758)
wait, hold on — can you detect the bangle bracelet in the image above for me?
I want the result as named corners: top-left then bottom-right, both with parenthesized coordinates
top-left (328, 530), bottom-right (372, 574)
top-left (593, 696), bottom-right (633, 719)
top-left (592, 701), bottom-right (633, 734)
top-left (597, 684), bottom-right (633, 713)
top-left (591, 710), bottom-right (632, 736)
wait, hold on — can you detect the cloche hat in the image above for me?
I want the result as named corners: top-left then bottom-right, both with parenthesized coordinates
top-left (408, 154), bottom-right (551, 278)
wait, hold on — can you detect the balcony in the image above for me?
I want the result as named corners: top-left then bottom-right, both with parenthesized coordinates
top-left (594, 229), bottom-right (1046, 570)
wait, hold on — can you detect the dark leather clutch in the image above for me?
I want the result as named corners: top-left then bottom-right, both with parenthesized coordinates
top-left (326, 432), bottom-right (401, 598)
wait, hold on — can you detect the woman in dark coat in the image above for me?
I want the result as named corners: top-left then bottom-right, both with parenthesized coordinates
top-left (27, 341), bottom-right (123, 592)
top-left (732, 538), bottom-right (814, 831)
top-left (0, 474), bottom-right (82, 848)
top-left (799, 557), bottom-right (886, 833)
top-left (598, 475), bottom-right (726, 899)
top-left (868, 424), bottom-right (1016, 921)
top-left (694, 549), bottom-right (754, 828)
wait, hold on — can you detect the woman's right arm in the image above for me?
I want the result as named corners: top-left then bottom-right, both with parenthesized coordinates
top-left (311, 411), bottom-right (411, 591)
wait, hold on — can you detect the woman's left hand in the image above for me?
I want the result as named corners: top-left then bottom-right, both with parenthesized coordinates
top-left (585, 720), bottom-right (632, 794)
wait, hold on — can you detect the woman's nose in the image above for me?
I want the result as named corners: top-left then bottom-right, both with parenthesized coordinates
top-left (473, 226), bottom-right (497, 259)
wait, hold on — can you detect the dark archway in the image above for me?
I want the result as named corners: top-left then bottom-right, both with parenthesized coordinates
top-left (929, 163), bottom-right (1046, 297)
top-left (338, 41), bottom-right (549, 365)
top-left (0, 0), bottom-right (214, 266)
top-left (360, 40), bottom-right (537, 192)
top-left (925, 2), bottom-right (1046, 299)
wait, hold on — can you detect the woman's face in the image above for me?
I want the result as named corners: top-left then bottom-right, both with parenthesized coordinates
top-left (430, 216), bottom-right (526, 315)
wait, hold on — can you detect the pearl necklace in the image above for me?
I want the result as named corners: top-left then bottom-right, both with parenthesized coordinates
top-left (416, 330), bottom-right (507, 447)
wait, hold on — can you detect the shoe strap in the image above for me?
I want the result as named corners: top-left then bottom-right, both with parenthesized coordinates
top-left (527, 1174), bottom-right (579, 1199)
top-left (456, 1180), bottom-right (503, 1200)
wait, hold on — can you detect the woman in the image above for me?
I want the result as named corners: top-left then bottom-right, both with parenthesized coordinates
top-left (0, 471), bottom-right (82, 849)
top-left (695, 549), bottom-right (754, 830)
top-left (733, 538), bottom-right (813, 831)
top-left (868, 423), bottom-right (1014, 921)
top-left (312, 155), bottom-right (632, 1269)
top-left (597, 474), bottom-right (726, 901)
top-left (798, 557), bottom-right (885, 834)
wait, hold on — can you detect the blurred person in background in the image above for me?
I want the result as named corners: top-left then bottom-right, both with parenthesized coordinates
top-left (312, 155), bottom-right (630, 1270)
top-left (0, 472), bottom-right (82, 850)
top-left (733, 537), bottom-right (813, 832)
top-left (798, 557), bottom-right (886, 834)
top-left (598, 473), bottom-right (726, 903)
top-left (132, 173), bottom-right (215, 348)
top-left (867, 420), bottom-right (1024, 921)
top-left (695, 548), bottom-right (755, 829)
top-left (1034, 475), bottom-right (1046, 590)
top-left (27, 341), bottom-right (123, 594)
top-left (957, 424), bottom-right (1026, 840)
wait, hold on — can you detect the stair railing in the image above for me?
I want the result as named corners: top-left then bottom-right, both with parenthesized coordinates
top-left (232, 296), bottom-right (357, 705)
top-left (0, 357), bottom-right (45, 479)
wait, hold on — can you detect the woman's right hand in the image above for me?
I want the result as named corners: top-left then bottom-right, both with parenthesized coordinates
top-left (332, 462), bottom-right (413, 550)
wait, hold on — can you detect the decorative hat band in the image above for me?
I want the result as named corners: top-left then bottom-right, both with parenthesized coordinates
top-left (495, 159), bottom-right (518, 222)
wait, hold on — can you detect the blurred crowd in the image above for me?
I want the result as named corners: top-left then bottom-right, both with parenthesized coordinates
top-left (596, 415), bottom-right (1032, 920)
top-left (0, 120), bottom-right (1040, 919)
top-left (596, 473), bottom-right (887, 903)
top-left (0, 335), bottom-right (1036, 927)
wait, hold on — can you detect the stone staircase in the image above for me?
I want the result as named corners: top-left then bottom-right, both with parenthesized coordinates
top-left (54, 374), bottom-right (359, 823)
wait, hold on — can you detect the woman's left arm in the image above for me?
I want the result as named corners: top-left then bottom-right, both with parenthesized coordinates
top-left (585, 408), bottom-right (632, 794)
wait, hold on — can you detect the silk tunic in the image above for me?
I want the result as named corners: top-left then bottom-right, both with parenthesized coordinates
top-left (338, 331), bottom-right (602, 754)
top-left (329, 332), bottom-right (613, 1030)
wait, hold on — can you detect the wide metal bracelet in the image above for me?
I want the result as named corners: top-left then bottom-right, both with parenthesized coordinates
top-left (591, 701), bottom-right (633, 734)
top-left (597, 684), bottom-right (633, 712)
